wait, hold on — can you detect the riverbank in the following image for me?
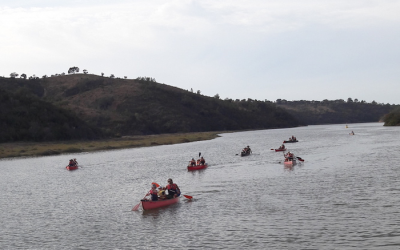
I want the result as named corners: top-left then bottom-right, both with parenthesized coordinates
top-left (0, 131), bottom-right (224, 159)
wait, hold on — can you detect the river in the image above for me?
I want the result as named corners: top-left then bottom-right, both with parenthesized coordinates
top-left (1, 122), bottom-right (400, 249)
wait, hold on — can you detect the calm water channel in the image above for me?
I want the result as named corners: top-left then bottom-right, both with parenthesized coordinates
top-left (1, 122), bottom-right (400, 249)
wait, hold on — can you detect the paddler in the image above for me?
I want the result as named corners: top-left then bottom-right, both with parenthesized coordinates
top-left (145, 183), bottom-right (159, 201)
top-left (164, 178), bottom-right (180, 199)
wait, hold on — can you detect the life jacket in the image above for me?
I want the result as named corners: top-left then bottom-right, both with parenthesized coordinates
top-left (166, 183), bottom-right (177, 191)
top-left (166, 183), bottom-right (180, 195)
top-left (149, 189), bottom-right (158, 201)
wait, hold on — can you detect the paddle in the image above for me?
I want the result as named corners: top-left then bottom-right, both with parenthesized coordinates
top-left (132, 192), bottom-right (149, 211)
top-left (183, 195), bottom-right (193, 199)
top-left (296, 157), bottom-right (305, 162)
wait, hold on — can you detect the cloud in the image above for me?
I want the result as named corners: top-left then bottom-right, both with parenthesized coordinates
top-left (1, 0), bottom-right (400, 103)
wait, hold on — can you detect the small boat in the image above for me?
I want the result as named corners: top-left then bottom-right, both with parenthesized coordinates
top-left (283, 140), bottom-right (298, 143)
top-left (275, 148), bottom-right (287, 152)
top-left (284, 159), bottom-right (296, 166)
top-left (66, 165), bottom-right (78, 170)
top-left (187, 163), bottom-right (208, 171)
top-left (241, 151), bottom-right (251, 157)
top-left (140, 197), bottom-right (180, 210)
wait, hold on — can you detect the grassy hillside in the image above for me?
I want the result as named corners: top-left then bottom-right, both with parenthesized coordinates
top-left (0, 75), bottom-right (300, 141)
top-left (276, 99), bottom-right (396, 125)
top-left (0, 87), bottom-right (104, 142)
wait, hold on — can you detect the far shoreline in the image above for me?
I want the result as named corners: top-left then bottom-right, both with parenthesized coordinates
top-left (0, 131), bottom-right (228, 160)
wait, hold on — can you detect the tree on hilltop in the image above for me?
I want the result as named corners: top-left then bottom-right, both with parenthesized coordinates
top-left (68, 66), bottom-right (80, 74)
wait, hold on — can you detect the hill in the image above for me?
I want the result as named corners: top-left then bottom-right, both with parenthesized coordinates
top-left (0, 87), bottom-right (104, 142)
top-left (383, 107), bottom-right (400, 126)
top-left (275, 99), bottom-right (396, 125)
top-left (0, 75), bottom-right (301, 141)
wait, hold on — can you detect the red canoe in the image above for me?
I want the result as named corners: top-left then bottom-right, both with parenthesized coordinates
top-left (140, 197), bottom-right (180, 210)
top-left (187, 163), bottom-right (208, 171)
top-left (284, 159), bottom-right (296, 166)
top-left (66, 165), bottom-right (78, 170)
top-left (275, 148), bottom-right (286, 152)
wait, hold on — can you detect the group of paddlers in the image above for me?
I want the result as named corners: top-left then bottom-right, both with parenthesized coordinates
top-left (284, 151), bottom-right (294, 162)
top-left (144, 179), bottom-right (181, 201)
top-left (241, 146), bottom-right (252, 154)
top-left (68, 158), bottom-right (78, 167)
top-left (188, 156), bottom-right (206, 166)
top-left (278, 144), bottom-right (285, 150)
top-left (288, 135), bottom-right (297, 141)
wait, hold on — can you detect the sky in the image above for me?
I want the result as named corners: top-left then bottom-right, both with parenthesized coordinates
top-left (1, 0), bottom-right (399, 104)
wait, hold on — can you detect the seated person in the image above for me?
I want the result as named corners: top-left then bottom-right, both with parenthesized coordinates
top-left (68, 159), bottom-right (75, 166)
top-left (165, 178), bottom-right (180, 199)
top-left (189, 158), bottom-right (196, 166)
top-left (158, 188), bottom-right (166, 200)
top-left (146, 184), bottom-right (159, 201)
top-left (200, 157), bottom-right (205, 165)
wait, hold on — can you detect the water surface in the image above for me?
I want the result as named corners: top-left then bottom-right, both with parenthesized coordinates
top-left (1, 123), bottom-right (400, 249)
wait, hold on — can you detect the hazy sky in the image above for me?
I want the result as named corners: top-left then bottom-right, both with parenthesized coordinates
top-left (1, 0), bottom-right (399, 104)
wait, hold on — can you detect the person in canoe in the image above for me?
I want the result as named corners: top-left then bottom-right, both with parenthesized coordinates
top-left (279, 144), bottom-right (285, 150)
top-left (165, 178), bottom-right (180, 199)
top-left (145, 183), bottom-right (159, 201)
top-left (196, 159), bottom-right (201, 165)
top-left (73, 158), bottom-right (78, 165)
top-left (285, 151), bottom-right (294, 160)
top-left (200, 156), bottom-right (206, 165)
top-left (246, 145), bottom-right (252, 154)
top-left (158, 187), bottom-right (167, 200)
top-left (189, 158), bottom-right (196, 166)
top-left (68, 159), bottom-right (76, 167)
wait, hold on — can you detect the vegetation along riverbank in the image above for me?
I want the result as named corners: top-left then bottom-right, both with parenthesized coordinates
top-left (0, 131), bottom-right (222, 159)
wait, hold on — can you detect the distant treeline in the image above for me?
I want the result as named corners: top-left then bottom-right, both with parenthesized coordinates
top-left (276, 98), bottom-right (397, 125)
top-left (383, 107), bottom-right (400, 126)
top-left (0, 74), bottom-right (398, 143)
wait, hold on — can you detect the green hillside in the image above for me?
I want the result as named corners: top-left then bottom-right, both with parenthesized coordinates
top-left (0, 75), bottom-right (300, 141)
top-left (0, 87), bottom-right (104, 142)
top-left (276, 99), bottom-right (396, 125)
top-left (383, 107), bottom-right (400, 126)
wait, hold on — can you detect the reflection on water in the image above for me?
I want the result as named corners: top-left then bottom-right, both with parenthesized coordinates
top-left (1, 123), bottom-right (400, 249)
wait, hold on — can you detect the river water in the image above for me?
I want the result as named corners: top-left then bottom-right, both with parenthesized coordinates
top-left (1, 122), bottom-right (400, 249)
